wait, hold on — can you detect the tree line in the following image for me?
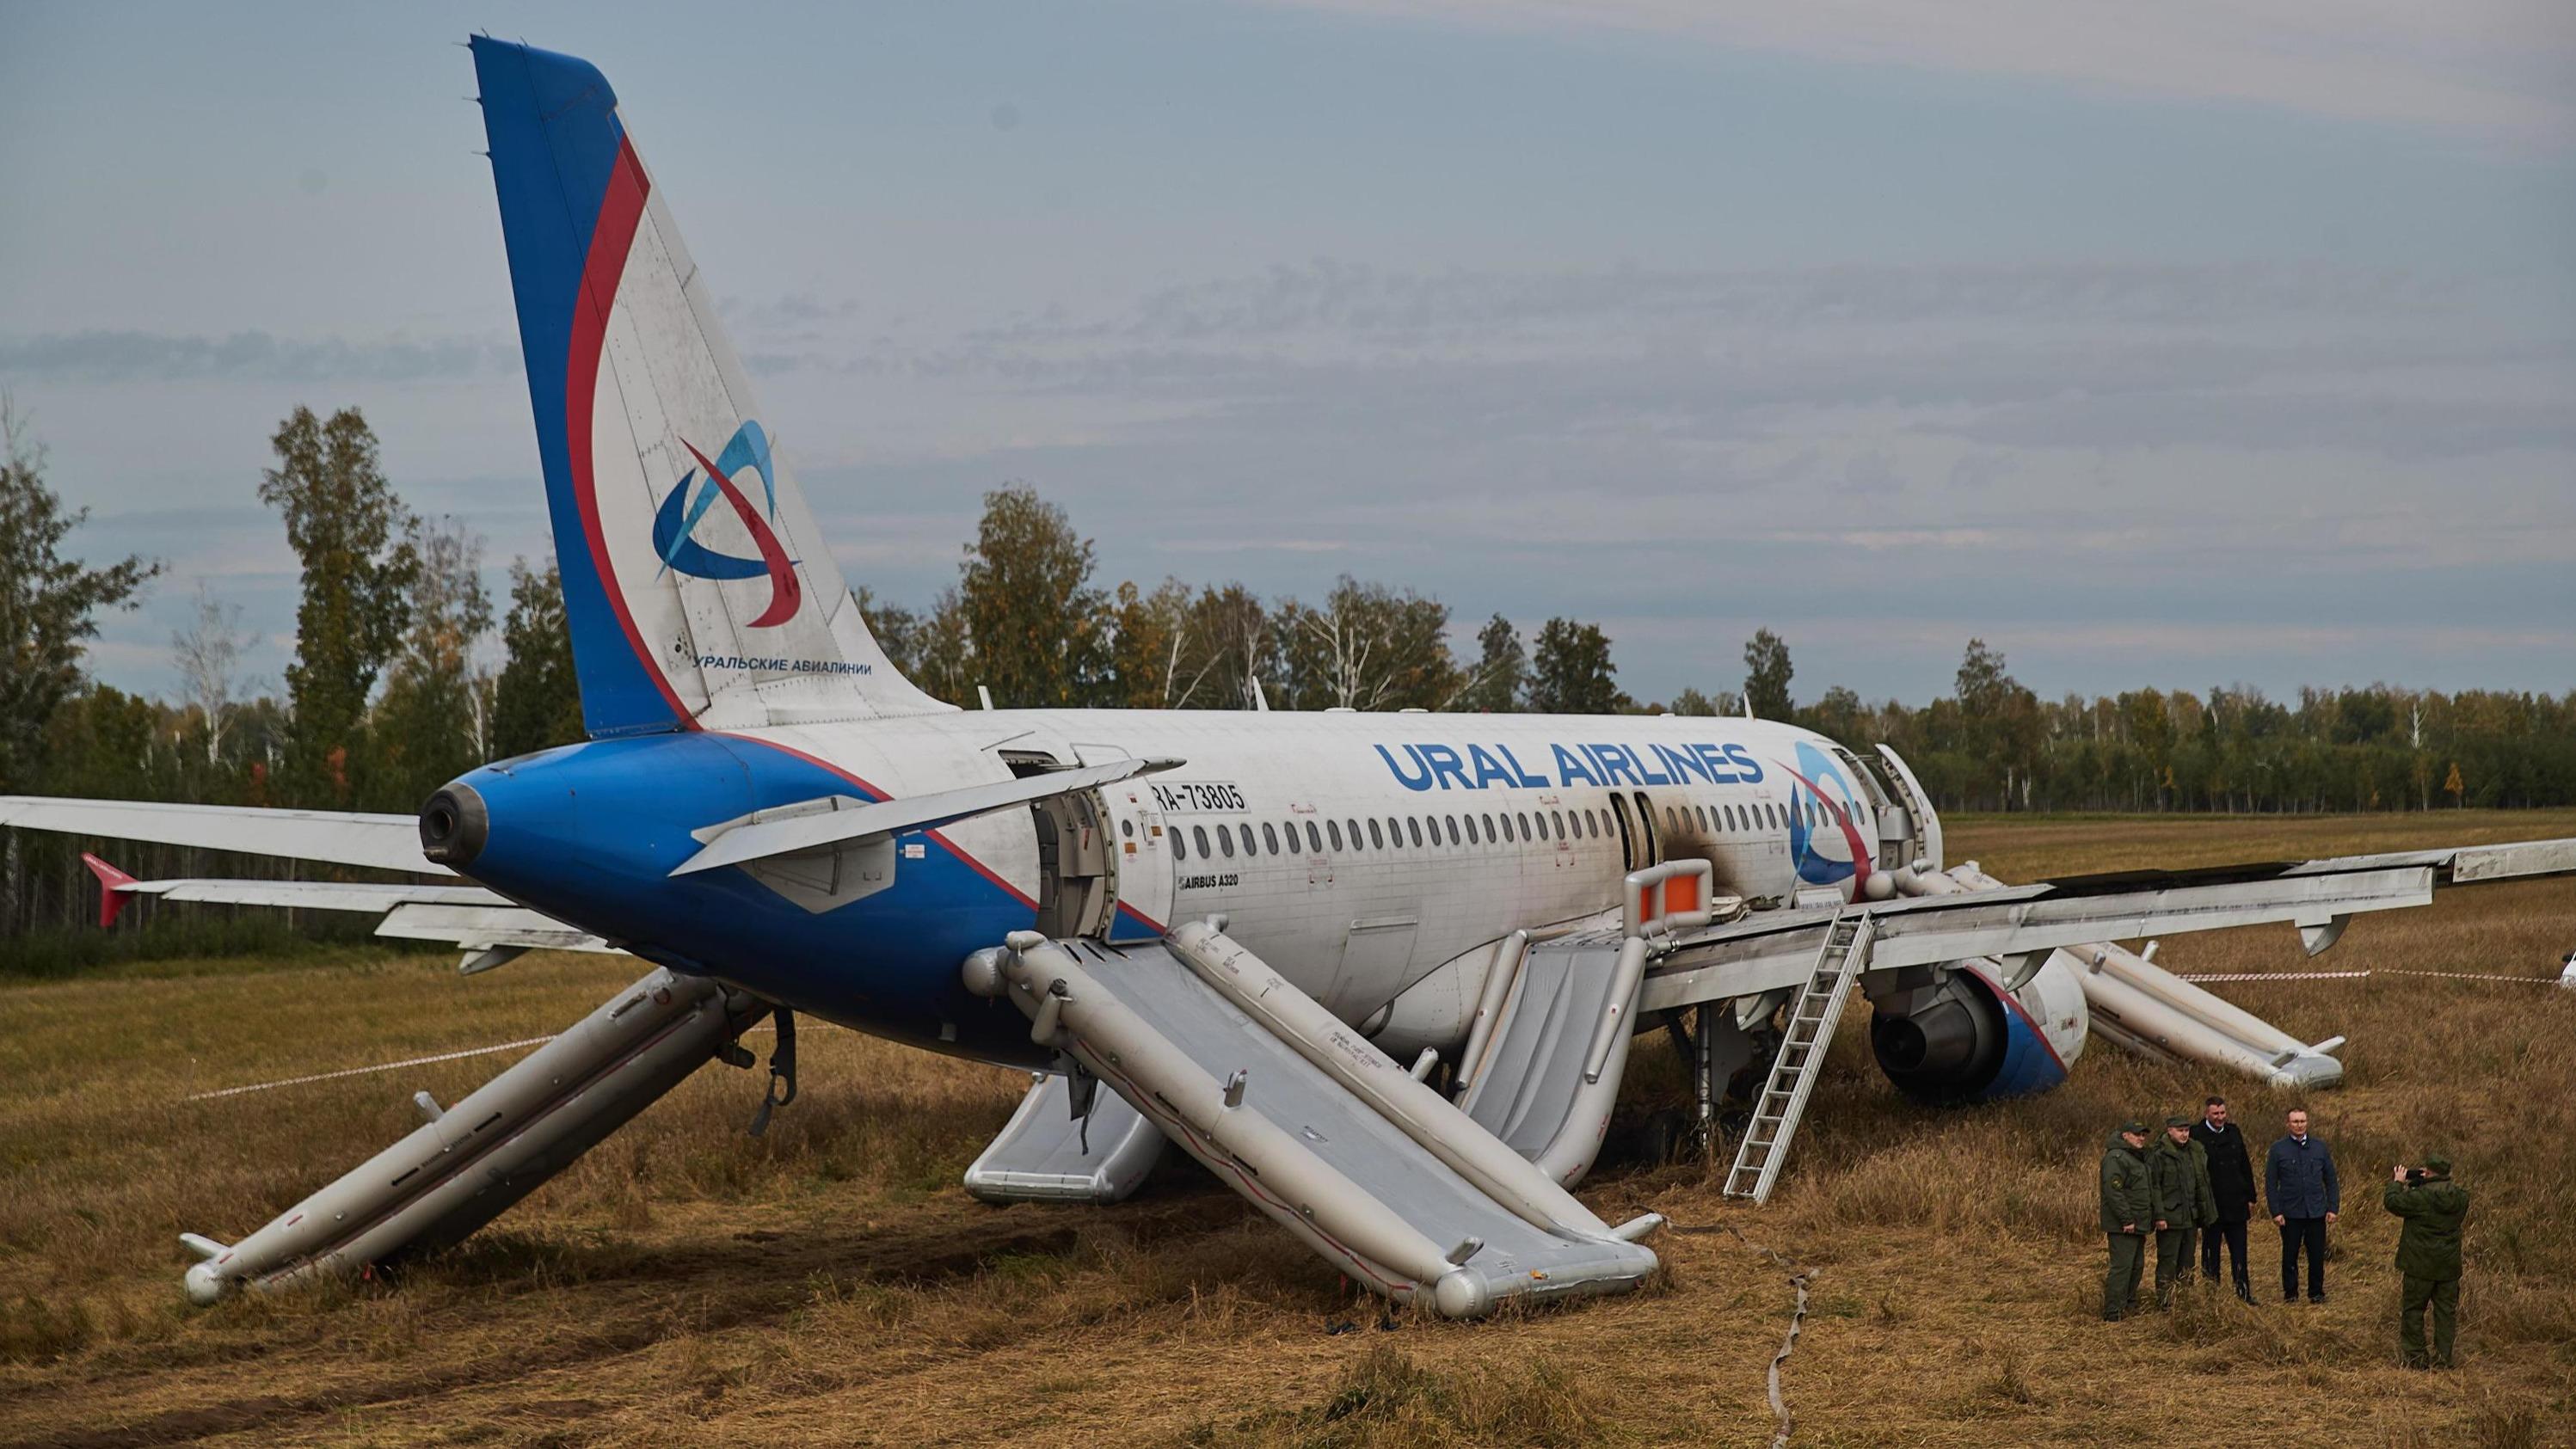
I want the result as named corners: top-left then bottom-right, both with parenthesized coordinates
top-left (4, 402), bottom-right (2569, 954)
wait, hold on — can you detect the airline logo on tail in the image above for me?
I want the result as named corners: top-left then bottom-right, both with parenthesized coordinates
top-left (651, 420), bottom-right (802, 628)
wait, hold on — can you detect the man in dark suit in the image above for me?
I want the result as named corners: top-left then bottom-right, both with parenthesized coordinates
top-left (2193, 1095), bottom-right (2257, 1301)
top-left (2266, 1106), bottom-right (2340, 1303)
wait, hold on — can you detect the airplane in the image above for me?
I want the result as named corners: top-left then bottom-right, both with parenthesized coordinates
top-left (5, 37), bottom-right (2571, 1321)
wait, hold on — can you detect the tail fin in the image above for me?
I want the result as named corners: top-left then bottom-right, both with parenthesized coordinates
top-left (470, 38), bottom-right (944, 735)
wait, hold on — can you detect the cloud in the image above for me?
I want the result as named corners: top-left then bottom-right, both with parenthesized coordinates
top-left (0, 330), bottom-right (520, 384)
top-left (1275, 0), bottom-right (2576, 145)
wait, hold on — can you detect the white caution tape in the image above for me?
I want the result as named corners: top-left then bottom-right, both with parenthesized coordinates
top-left (2379, 969), bottom-right (2564, 985)
top-left (2177, 969), bottom-right (2558, 985)
top-left (2176, 971), bottom-right (2372, 984)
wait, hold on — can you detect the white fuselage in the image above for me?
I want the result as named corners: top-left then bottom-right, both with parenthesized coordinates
top-left (741, 707), bottom-right (1896, 1035)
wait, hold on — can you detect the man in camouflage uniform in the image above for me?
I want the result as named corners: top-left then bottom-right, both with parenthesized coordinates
top-left (2383, 1153), bottom-right (2471, 1368)
top-left (2149, 1114), bottom-right (2218, 1306)
top-left (2100, 1121), bottom-right (2154, 1320)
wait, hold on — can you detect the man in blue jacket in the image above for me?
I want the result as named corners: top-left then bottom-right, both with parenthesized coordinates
top-left (2266, 1107), bottom-right (2340, 1303)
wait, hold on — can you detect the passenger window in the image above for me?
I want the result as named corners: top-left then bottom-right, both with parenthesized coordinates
top-left (1328, 819), bottom-right (1344, 851)
top-left (1368, 819), bottom-right (1385, 849)
top-left (1349, 819), bottom-right (1364, 850)
top-left (1445, 815), bottom-right (1460, 845)
top-left (1218, 826), bottom-right (1235, 858)
top-left (1516, 811), bottom-right (1532, 840)
top-left (1173, 827), bottom-right (1190, 860)
top-left (1386, 817), bottom-right (1403, 848)
top-left (1482, 813), bottom-right (1497, 843)
top-left (1121, 819), bottom-right (1134, 838)
top-left (1406, 817), bottom-right (1423, 848)
top-left (1236, 823), bottom-right (1253, 857)
top-left (1263, 822), bottom-right (1280, 854)
top-left (1306, 821), bottom-right (1324, 853)
top-left (1191, 825), bottom-right (1210, 857)
top-left (1549, 809), bottom-right (1565, 839)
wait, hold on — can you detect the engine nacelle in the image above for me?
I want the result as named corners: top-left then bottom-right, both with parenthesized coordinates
top-left (1868, 954), bottom-right (2086, 1104)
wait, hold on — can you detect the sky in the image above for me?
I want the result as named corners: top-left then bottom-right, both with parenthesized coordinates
top-left (2, 0), bottom-right (2571, 710)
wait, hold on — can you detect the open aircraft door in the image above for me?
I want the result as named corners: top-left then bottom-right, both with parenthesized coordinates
top-left (1091, 753), bottom-right (1174, 943)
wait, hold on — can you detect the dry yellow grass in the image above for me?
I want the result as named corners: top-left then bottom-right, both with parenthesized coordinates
top-left (1, 810), bottom-right (2572, 1447)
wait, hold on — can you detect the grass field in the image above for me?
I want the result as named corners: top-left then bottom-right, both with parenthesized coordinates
top-left (3, 811), bottom-right (2573, 1447)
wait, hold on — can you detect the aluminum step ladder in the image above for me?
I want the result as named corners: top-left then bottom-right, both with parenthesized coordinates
top-left (1723, 906), bottom-right (1874, 1204)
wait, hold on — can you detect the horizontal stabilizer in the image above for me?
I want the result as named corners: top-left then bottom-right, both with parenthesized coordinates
top-left (671, 756), bottom-right (1181, 877)
top-left (95, 876), bottom-right (506, 915)
top-left (0, 796), bottom-right (439, 875)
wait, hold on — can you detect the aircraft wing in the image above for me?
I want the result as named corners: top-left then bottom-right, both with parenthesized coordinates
top-left (670, 755), bottom-right (1183, 877)
top-left (1640, 836), bottom-right (2576, 1011)
top-left (71, 852), bottom-right (617, 968)
top-left (0, 796), bottom-right (441, 875)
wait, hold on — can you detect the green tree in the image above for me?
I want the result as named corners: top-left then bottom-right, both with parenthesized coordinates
top-left (1104, 580), bottom-right (1271, 710)
top-left (957, 486), bottom-right (1108, 709)
top-left (1743, 628), bottom-right (1794, 721)
top-left (1670, 686), bottom-right (1737, 717)
top-left (259, 406), bottom-right (419, 804)
top-left (852, 586), bottom-right (921, 678)
top-left (1526, 617), bottom-right (1625, 715)
top-left (1804, 684), bottom-right (1867, 745)
top-left (1272, 577), bottom-right (1458, 712)
top-left (1451, 614), bottom-right (1526, 713)
top-left (370, 518), bottom-right (493, 808)
top-left (0, 397), bottom-right (158, 791)
top-left (491, 559), bottom-right (585, 758)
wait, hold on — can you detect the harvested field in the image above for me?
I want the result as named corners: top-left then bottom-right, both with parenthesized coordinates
top-left (3, 810), bottom-right (2572, 1447)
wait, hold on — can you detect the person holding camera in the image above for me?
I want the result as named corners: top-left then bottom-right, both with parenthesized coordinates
top-left (2383, 1154), bottom-right (2470, 1368)
top-left (2149, 1114), bottom-right (2217, 1306)
top-left (2266, 1107), bottom-right (2339, 1303)
top-left (2192, 1096), bottom-right (2258, 1301)
top-left (2100, 1120), bottom-right (2154, 1321)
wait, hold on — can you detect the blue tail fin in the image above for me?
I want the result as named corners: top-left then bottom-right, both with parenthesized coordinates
top-left (470, 38), bottom-right (942, 735)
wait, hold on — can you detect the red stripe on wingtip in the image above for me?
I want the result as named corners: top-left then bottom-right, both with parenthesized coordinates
top-left (81, 852), bottom-right (135, 929)
top-left (567, 137), bottom-right (694, 729)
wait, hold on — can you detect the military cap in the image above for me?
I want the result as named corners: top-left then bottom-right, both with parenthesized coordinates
top-left (2164, 1115), bottom-right (2192, 1127)
top-left (2119, 1121), bottom-right (2147, 1135)
top-left (2423, 1152), bottom-right (2452, 1173)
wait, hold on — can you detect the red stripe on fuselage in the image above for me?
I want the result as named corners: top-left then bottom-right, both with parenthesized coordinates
top-left (720, 734), bottom-right (1040, 912)
top-left (567, 137), bottom-right (694, 728)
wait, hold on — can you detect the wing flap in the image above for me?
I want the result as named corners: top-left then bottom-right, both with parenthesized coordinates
top-left (375, 903), bottom-right (616, 955)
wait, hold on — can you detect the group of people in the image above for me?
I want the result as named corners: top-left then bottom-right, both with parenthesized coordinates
top-left (2098, 1096), bottom-right (2471, 1368)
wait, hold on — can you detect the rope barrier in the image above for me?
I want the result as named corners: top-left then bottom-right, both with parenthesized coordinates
top-left (182, 1036), bottom-right (558, 1100)
top-left (179, 1020), bottom-right (839, 1102)
top-left (2177, 969), bottom-right (2562, 985)
top-left (2176, 971), bottom-right (2370, 983)
top-left (1673, 1219), bottom-right (1812, 1447)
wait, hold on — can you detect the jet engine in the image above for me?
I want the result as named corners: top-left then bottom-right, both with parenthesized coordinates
top-left (1867, 955), bottom-right (2086, 1104)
